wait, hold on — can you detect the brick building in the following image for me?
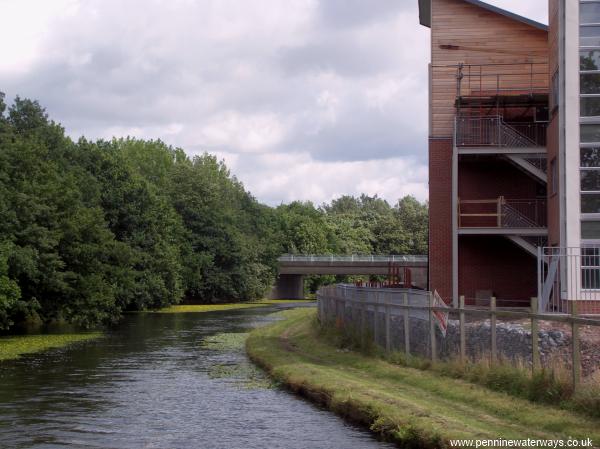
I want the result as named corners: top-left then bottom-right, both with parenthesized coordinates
top-left (419, 0), bottom-right (600, 313)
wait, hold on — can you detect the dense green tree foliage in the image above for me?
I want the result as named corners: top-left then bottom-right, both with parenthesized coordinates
top-left (0, 94), bottom-right (428, 330)
top-left (305, 194), bottom-right (428, 292)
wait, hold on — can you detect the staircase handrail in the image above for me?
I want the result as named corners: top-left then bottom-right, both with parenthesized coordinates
top-left (455, 115), bottom-right (546, 147)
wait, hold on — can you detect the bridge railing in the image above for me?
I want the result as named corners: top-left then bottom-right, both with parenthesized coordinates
top-left (278, 254), bottom-right (428, 263)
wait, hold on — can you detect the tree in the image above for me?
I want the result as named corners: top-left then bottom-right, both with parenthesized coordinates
top-left (0, 94), bottom-right (429, 330)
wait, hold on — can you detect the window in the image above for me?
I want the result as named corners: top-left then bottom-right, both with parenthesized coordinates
top-left (581, 169), bottom-right (600, 190)
top-left (581, 2), bottom-right (600, 24)
top-left (581, 96), bottom-right (600, 116)
top-left (581, 144), bottom-right (600, 212)
top-left (581, 124), bottom-right (600, 142)
top-left (581, 49), bottom-right (600, 70)
top-left (581, 25), bottom-right (600, 46)
top-left (580, 2), bottom-right (600, 245)
top-left (582, 194), bottom-right (600, 213)
top-left (581, 246), bottom-right (600, 289)
top-left (581, 146), bottom-right (600, 166)
top-left (583, 221), bottom-right (600, 238)
top-left (581, 73), bottom-right (600, 93)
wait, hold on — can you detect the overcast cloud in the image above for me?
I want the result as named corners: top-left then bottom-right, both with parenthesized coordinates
top-left (0, 0), bottom-right (547, 205)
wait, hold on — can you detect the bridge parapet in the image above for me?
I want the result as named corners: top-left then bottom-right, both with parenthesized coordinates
top-left (270, 254), bottom-right (429, 299)
top-left (278, 254), bottom-right (427, 263)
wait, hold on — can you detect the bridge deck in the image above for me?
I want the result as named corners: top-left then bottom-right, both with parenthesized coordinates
top-left (277, 255), bottom-right (428, 276)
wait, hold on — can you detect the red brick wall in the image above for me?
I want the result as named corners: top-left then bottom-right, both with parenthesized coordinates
top-left (429, 138), bottom-right (453, 302)
top-left (459, 157), bottom-right (542, 200)
top-left (459, 235), bottom-right (537, 305)
top-left (564, 301), bottom-right (600, 315)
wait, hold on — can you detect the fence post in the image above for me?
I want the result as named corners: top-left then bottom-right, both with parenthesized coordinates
top-left (361, 300), bottom-right (366, 348)
top-left (429, 292), bottom-right (437, 362)
top-left (403, 292), bottom-right (410, 355)
top-left (490, 297), bottom-right (497, 364)
top-left (374, 293), bottom-right (379, 347)
top-left (530, 297), bottom-right (540, 372)
top-left (385, 303), bottom-right (391, 354)
top-left (459, 295), bottom-right (466, 363)
top-left (572, 301), bottom-right (581, 390)
top-left (536, 247), bottom-right (542, 312)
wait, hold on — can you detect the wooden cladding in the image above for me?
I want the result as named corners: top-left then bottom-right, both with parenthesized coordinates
top-left (429, 0), bottom-right (549, 137)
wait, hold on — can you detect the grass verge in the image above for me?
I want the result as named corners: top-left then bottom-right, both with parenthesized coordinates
top-left (152, 299), bottom-right (315, 314)
top-left (318, 316), bottom-right (600, 419)
top-left (0, 332), bottom-right (101, 362)
top-left (246, 308), bottom-right (600, 447)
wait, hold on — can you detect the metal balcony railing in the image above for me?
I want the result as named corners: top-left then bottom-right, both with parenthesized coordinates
top-left (455, 116), bottom-right (547, 147)
top-left (538, 246), bottom-right (600, 313)
top-left (458, 197), bottom-right (547, 229)
top-left (454, 62), bottom-right (549, 98)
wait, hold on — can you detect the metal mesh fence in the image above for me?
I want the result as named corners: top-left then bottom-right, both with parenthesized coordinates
top-left (317, 284), bottom-right (600, 388)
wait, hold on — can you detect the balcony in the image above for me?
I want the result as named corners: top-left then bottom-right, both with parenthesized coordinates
top-left (455, 116), bottom-right (548, 183)
top-left (455, 62), bottom-right (549, 100)
top-left (455, 116), bottom-right (547, 148)
top-left (458, 196), bottom-right (547, 236)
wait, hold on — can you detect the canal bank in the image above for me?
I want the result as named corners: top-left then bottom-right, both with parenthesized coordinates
top-left (246, 308), bottom-right (600, 447)
top-left (0, 299), bottom-right (313, 362)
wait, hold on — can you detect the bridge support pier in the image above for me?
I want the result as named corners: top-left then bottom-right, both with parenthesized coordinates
top-left (270, 274), bottom-right (304, 300)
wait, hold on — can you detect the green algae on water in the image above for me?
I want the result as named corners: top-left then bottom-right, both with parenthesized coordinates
top-left (0, 332), bottom-right (101, 361)
top-left (203, 332), bottom-right (274, 389)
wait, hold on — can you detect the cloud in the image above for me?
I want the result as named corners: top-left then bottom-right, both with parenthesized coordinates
top-left (0, 0), bottom-right (547, 205)
top-left (213, 150), bottom-right (428, 206)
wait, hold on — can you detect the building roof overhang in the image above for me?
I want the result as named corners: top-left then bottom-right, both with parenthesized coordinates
top-left (418, 0), bottom-right (548, 32)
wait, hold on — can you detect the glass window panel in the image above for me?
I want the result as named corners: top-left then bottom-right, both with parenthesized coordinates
top-left (582, 194), bottom-right (600, 213)
top-left (581, 3), bottom-right (600, 24)
top-left (581, 26), bottom-right (600, 46)
top-left (581, 50), bottom-right (600, 71)
top-left (582, 247), bottom-right (600, 265)
top-left (581, 169), bottom-right (600, 190)
top-left (581, 96), bottom-right (600, 116)
top-left (582, 268), bottom-right (600, 289)
top-left (581, 147), bottom-right (600, 167)
top-left (582, 124), bottom-right (600, 142)
top-left (582, 247), bottom-right (600, 266)
top-left (583, 220), bottom-right (600, 238)
top-left (582, 73), bottom-right (600, 94)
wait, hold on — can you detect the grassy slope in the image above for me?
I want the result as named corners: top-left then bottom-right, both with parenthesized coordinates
top-left (0, 333), bottom-right (101, 361)
top-left (247, 308), bottom-right (600, 448)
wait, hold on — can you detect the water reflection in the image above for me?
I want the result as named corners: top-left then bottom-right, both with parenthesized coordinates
top-left (0, 305), bottom-right (393, 449)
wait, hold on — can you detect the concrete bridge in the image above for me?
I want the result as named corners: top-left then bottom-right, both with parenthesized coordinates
top-left (271, 255), bottom-right (428, 299)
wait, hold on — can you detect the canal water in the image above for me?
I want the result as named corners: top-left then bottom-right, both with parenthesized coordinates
top-left (0, 304), bottom-right (394, 449)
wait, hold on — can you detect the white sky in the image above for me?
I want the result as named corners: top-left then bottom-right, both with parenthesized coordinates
top-left (0, 0), bottom-right (548, 205)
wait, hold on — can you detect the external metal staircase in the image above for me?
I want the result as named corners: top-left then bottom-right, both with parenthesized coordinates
top-left (497, 118), bottom-right (548, 183)
top-left (456, 115), bottom-right (549, 260)
top-left (455, 115), bottom-right (548, 183)
top-left (505, 235), bottom-right (539, 257)
top-left (501, 201), bottom-right (540, 228)
top-left (505, 154), bottom-right (547, 183)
